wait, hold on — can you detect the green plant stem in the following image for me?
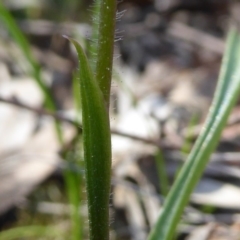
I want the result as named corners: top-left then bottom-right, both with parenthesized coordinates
top-left (95, 0), bottom-right (116, 106)
top-left (89, 0), bottom-right (101, 72)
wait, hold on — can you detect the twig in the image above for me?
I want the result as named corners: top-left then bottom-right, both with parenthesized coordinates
top-left (0, 96), bottom-right (79, 126)
top-left (0, 96), bottom-right (180, 150)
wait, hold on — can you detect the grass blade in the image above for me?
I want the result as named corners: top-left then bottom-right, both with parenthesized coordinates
top-left (148, 28), bottom-right (240, 240)
top-left (65, 37), bottom-right (112, 240)
top-left (0, 3), bottom-right (63, 143)
top-left (0, 3), bottom-right (51, 109)
top-left (65, 167), bottom-right (82, 240)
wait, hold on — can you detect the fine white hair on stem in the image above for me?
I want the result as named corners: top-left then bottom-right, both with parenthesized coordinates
top-left (114, 37), bottom-right (123, 42)
top-left (113, 54), bottom-right (121, 60)
top-left (115, 29), bottom-right (125, 42)
top-left (116, 10), bottom-right (126, 21)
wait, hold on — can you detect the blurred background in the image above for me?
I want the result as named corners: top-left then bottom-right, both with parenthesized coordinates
top-left (1, 0), bottom-right (240, 239)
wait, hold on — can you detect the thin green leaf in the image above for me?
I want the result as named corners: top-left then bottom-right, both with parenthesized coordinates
top-left (0, 3), bottom-right (63, 143)
top-left (72, 70), bottom-right (82, 122)
top-left (65, 167), bottom-right (82, 240)
top-left (65, 36), bottom-right (111, 240)
top-left (148, 28), bottom-right (240, 240)
top-left (0, 3), bottom-right (50, 108)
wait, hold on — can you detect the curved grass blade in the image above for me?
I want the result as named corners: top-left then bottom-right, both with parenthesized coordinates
top-left (148, 28), bottom-right (240, 240)
top-left (65, 36), bottom-right (111, 240)
top-left (0, 3), bottom-right (63, 143)
top-left (0, 3), bottom-right (52, 109)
